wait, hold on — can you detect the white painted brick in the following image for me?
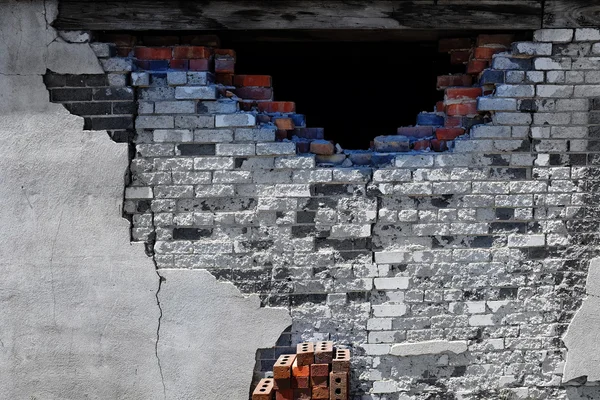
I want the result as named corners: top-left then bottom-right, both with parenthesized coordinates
top-left (153, 129), bottom-right (193, 142)
top-left (465, 301), bottom-right (486, 314)
top-left (367, 318), bottom-right (392, 331)
top-left (395, 154), bottom-right (434, 168)
top-left (575, 28), bottom-right (600, 41)
top-left (374, 251), bottom-right (410, 264)
top-left (533, 29), bottom-right (573, 43)
top-left (495, 84), bottom-right (535, 97)
top-left (534, 57), bottom-right (572, 70)
top-left (468, 314), bottom-right (495, 326)
top-left (361, 344), bottom-right (391, 356)
top-left (167, 71), bottom-right (187, 85)
top-left (256, 142), bottom-right (296, 155)
top-left (194, 184), bottom-right (235, 197)
top-left (372, 304), bottom-right (407, 317)
top-left (470, 125), bottom-right (511, 139)
top-left (511, 41), bottom-right (552, 56)
top-left (125, 186), bottom-right (153, 199)
top-left (131, 72), bottom-right (149, 86)
top-left (193, 157), bottom-right (235, 170)
top-left (234, 128), bottom-right (276, 142)
top-left (573, 57), bottom-right (600, 70)
top-left (374, 277), bottom-right (410, 290)
top-left (154, 101), bottom-right (196, 114)
top-left (493, 112), bottom-right (532, 125)
top-left (194, 129), bottom-right (234, 143)
top-left (136, 115), bottom-right (174, 129)
top-left (215, 113), bottom-right (256, 127)
top-left (175, 115), bottom-right (215, 129)
top-left (215, 143), bottom-right (255, 156)
top-left (174, 85), bottom-right (217, 99)
top-left (508, 234), bottom-right (545, 247)
top-left (274, 155), bottom-right (315, 169)
top-left (536, 85), bottom-right (574, 98)
top-left (477, 97), bottom-right (517, 111)
top-left (373, 169), bottom-right (412, 182)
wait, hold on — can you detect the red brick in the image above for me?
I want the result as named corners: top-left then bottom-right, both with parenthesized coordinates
top-left (312, 385), bottom-right (329, 399)
top-left (311, 364), bottom-right (330, 377)
top-left (473, 47), bottom-right (504, 60)
top-left (436, 127), bottom-right (465, 140)
top-left (173, 46), bottom-right (211, 59)
top-left (189, 59), bottom-right (210, 71)
top-left (439, 38), bottom-right (472, 53)
top-left (310, 140), bottom-right (334, 155)
top-left (437, 74), bottom-right (473, 90)
top-left (315, 341), bottom-right (334, 364)
top-left (467, 60), bottom-right (488, 75)
top-left (296, 342), bottom-right (314, 366)
top-left (445, 87), bottom-right (482, 101)
top-left (329, 372), bottom-right (348, 400)
top-left (296, 142), bottom-right (311, 153)
top-left (435, 101), bottom-right (446, 113)
top-left (292, 376), bottom-right (310, 389)
top-left (215, 48), bottom-right (236, 59)
top-left (216, 73), bottom-right (234, 85)
top-left (116, 47), bottom-right (133, 57)
top-left (294, 389), bottom-right (311, 400)
top-left (444, 116), bottom-right (463, 127)
top-left (169, 59), bottom-right (189, 70)
top-left (215, 58), bottom-right (235, 74)
top-left (412, 139), bottom-right (431, 150)
top-left (273, 118), bottom-right (294, 130)
top-left (450, 50), bottom-right (470, 65)
top-left (332, 349), bottom-right (350, 373)
top-left (274, 354), bottom-right (297, 380)
top-left (234, 75), bottom-right (272, 87)
top-left (134, 47), bottom-right (172, 60)
top-left (234, 87), bottom-right (273, 101)
top-left (276, 389), bottom-right (294, 400)
top-left (397, 126), bottom-right (434, 138)
top-left (252, 378), bottom-right (275, 400)
top-left (276, 129), bottom-right (289, 141)
top-left (292, 358), bottom-right (310, 377)
top-left (477, 34), bottom-right (514, 48)
top-left (430, 139), bottom-right (449, 152)
top-left (275, 378), bottom-right (292, 391)
top-left (446, 102), bottom-right (478, 116)
top-left (258, 102), bottom-right (296, 113)
top-left (295, 128), bottom-right (324, 140)
top-left (310, 375), bottom-right (328, 387)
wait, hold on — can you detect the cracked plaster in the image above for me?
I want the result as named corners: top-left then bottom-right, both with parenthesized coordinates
top-left (0, 0), bottom-right (291, 398)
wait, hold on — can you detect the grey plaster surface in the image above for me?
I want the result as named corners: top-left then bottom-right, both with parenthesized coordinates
top-left (0, 0), bottom-right (291, 397)
top-left (390, 340), bottom-right (468, 357)
top-left (158, 270), bottom-right (291, 399)
top-left (563, 258), bottom-right (600, 383)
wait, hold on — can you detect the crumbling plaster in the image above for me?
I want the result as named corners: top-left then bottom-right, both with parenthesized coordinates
top-left (0, 1), bottom-right (290, 398)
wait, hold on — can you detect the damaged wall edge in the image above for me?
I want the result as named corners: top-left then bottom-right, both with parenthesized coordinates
top-left (0, 0), bottom-right (292, 399)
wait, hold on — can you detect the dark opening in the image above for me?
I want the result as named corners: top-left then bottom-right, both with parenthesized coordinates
top-left (226, 40), bottom-right (456, 149)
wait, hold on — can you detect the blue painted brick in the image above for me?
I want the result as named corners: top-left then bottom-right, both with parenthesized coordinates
top-left (416, 113), bottom-right (444, 126)
top-left (290, 114), bottom-right (306, 127)
top-left (480, 70), bottom-right (505, 85)
top-left (135, 60), bottom-right (169, 71)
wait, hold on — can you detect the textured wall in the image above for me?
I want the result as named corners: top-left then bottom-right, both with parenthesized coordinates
top-left (107, 29), bottom-right (600, 399)
top-left (0, 1), bottom-right (291, 399)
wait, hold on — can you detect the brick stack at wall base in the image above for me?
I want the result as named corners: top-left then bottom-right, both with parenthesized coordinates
top-left (46, 28), bottom-right (600, 399)
top-left (253, 342), bottom-right (350, 400)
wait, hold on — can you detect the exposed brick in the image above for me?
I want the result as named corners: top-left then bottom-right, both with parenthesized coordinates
top-left (437, 74), bottom-right (472, 89)
top-left (234, 87), bottom-right (273, 100)
top-left (296, 342), bottom-right (314, 366)
top-left (445, 87), bottom-right (482, 101)
top-left (450, 50), bottom-right (471, 65)
top-left (252, 378), bottom-right (274, 400)
top-left (274, 118), bottom-right (295, 130)
top-left (396, 126), bottom-right (434, 138)
top-left (134, 47), bottom-right (173, 60)
top-left (215, 58), bottom-right (235, 74)
top-left (436, 127), bottom-right (465, 140)
top-left (474, 47), bottom-right (505, 60)
top-left (172, 46), bottom-right (211, 59)
top-left (215, 73), bottom-right (234, 85)
top-left (467, 60), bottom-right (488, 74)
top-left (258, 101), bottom-right (296, 113)
top-left (189, 59), bottom-right (210, 71)
top-left (446, 102), bottom-right (478, 116)
top-left (431, 138), bottom-right (449, 152)
top-left (412, 139), bottom-right (431, 150)
top-left (477, 34), bottom-right (514, 48)
top-left (234, 75), bottom-right (272, 87)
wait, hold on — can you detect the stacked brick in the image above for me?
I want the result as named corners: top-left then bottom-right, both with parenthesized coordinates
top-left (48, 28), bottom-right (600, 399)
top-left (253, 342), bottom-right (350, 400)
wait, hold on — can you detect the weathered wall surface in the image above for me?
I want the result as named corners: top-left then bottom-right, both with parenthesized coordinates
top-left (115, 29), bottom-right (600, 399)
top-left (0, 1), bottom-right (290, 399)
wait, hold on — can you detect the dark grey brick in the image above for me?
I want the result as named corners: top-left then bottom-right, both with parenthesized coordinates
top-left (51, 88), bottom-right (93, 102)
top-left (177, 144), bottom-right (216, 156)
top-left (172, 228), bottom-right (213, 240)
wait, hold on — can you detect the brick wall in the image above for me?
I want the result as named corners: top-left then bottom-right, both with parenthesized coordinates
top-left (49, 29), bottom-right (600, 399)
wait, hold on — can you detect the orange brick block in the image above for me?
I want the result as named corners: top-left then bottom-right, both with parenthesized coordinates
top-left (274, 118), bottom-right (295, 130)
top-left (332, 349), bottom-right (350, 373)
top-left (297, 342), bottom-right (314, 366)
top-left (252, 378), bottom-right (275, 400)
top-left (234, 75), bottom-right (272, 87)
top-left (292, 358), bottom-right (310, 377)
top-left (274, 354), bottom-right (296, 380)
top-left (315, 341), bottom-right (334, 364)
